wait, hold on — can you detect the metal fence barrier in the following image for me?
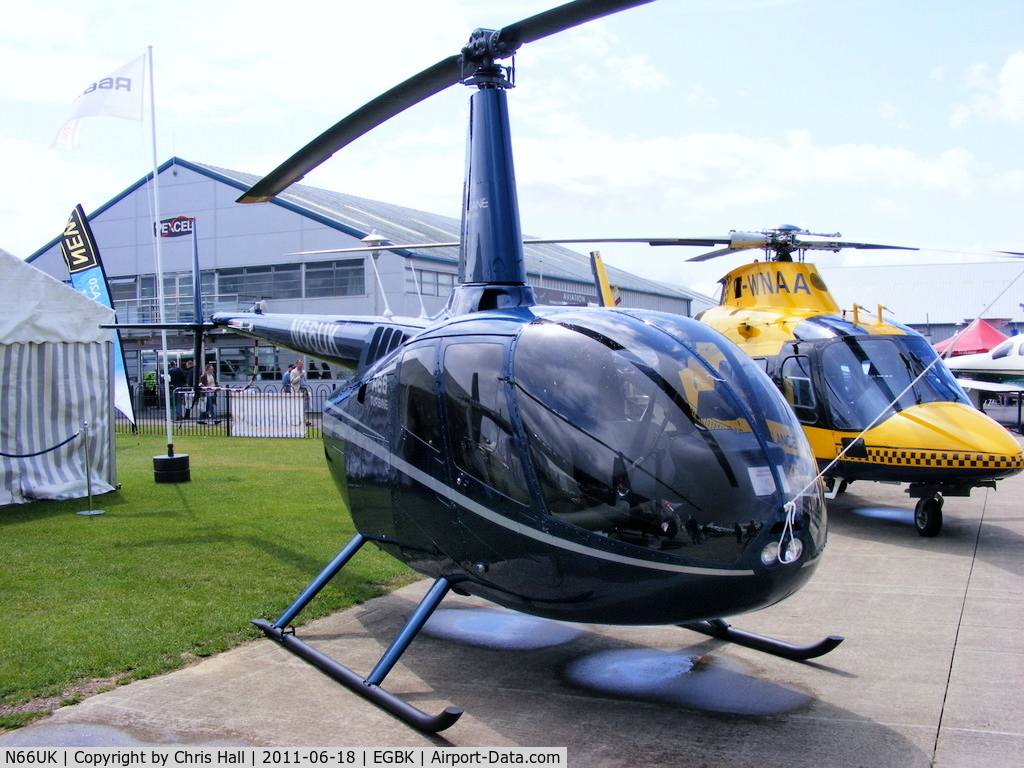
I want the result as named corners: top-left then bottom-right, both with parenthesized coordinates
top-left (115, 382), bottom-right (338, 438)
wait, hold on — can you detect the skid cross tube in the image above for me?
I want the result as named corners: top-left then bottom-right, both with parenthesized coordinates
top-left (274, 533), bottom-right (369, 628)
top-left (252, 534), bottom-right (463, 732)
top-left (681, 619), bottom-right (844, 661)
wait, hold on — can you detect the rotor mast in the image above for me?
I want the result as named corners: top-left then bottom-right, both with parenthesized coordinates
top-left (446, 30), bottom-right (536, 315)
top-left (760, 226), bottom-right (841, 262)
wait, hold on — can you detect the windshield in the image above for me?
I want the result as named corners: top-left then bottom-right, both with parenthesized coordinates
top-left (822, 335), bottom-right (970, 431)
top-left (512, 313), bottom-right (823, 565)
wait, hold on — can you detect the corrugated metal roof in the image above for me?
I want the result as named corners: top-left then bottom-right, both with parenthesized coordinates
top-left (193, 160), bottom-right (709, 306)
top-left (819, 261), bottom-right (1024, 326)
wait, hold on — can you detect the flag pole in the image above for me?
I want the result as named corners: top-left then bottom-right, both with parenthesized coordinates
top-left (147, 45), bottom-right (175, 457)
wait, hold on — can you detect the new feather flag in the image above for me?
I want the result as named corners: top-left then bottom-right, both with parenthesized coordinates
top-left (53, 55), bottom-right (145, 149)
top-left (60, 205), bottom-right (136, 424)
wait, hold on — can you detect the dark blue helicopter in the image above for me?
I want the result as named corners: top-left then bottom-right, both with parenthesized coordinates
top-left (210, 0), bottom-right (839, 732)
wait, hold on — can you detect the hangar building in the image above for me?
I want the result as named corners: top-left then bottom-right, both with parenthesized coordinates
top-left (27, 157), bottom-right (712, 392)
top-left (820, 261), bottom-right (1024, 344)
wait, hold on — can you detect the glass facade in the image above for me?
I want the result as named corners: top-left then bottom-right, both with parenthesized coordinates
top-left (220, 264), bottom-right (302, 300)
top-left (407, 267), bottom-right (456, 298)
top-left (305, 259), bottom-right (365, 298)
top-left (117, 261), bottom-right (364, 316)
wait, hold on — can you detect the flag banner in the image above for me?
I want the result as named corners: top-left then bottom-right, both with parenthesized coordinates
top-left (60, 205), bottom-right (137, 424)
top-left (53, 55), bottom-right (145, 149)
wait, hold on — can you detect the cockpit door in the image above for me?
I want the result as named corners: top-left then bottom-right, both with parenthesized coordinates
top-left (392, 342), bottom-right (452, 545)
top-left (440, 340), bottom-right (532, 512)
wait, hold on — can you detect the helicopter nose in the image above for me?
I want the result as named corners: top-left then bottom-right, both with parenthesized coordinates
top-left (866, 402), bottom-right (1024, 478)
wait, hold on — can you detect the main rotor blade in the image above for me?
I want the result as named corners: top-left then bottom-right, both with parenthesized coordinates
top-left (240, 1), bottom-right (656, 204)
top-left (800, 240), bottom-right (918, 252)
top-left (682, 231), bottom-right (774, 260)
top-left (285, 237), bottom-right (666, 257)
top-left (684, 236), bottom-right (918, 261)
top-left (525, 236), bottom-right (727, 246)
top-left (686, 246), bottom-right (741, 262)
top-left (498, 0), bottom-right (655, 49)
top-left (646, 237), bottom-right (731, 248)
top-left (286, 233), bottom-right (920, 261)
top-left (287, 236), bottom-right (729, 257)
top-left (238, 55), bottom-right (463, 204)
top-left (287, 242), bottom-right (462, 257)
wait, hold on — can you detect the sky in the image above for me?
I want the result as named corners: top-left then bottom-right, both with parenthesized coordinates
top-left (3, 0), bottom-right (1024, 298)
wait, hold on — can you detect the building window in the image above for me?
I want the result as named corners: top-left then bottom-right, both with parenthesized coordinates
top-left (110, 278), bottom-right (138, 303)
top-left (220, 264), bottom-right (301, 300)
top-left (124, 271), bottom-right (216, 323)
top-left (407, 267), bottom-right (456, 298)
top-left (305, 259), bottom-right (365, 298)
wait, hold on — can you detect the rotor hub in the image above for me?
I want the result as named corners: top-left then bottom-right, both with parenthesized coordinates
top-left (461, 29), bottom-right (517, 88)
top-left (462, 28), bottom-right (521, 62)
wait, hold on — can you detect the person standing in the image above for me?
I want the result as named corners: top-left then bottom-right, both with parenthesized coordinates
top-left (291, 359), bottom-right (307, 392)
top-left (291, 359), bottom-right (311, 426)
top-left (198, 364), bottom-right (220, 424)
top-left (168, 359), bottom-right (192, 420)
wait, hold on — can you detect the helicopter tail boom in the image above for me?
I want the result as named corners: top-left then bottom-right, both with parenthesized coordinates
top-left (210, 311), bottom-right (426, 371)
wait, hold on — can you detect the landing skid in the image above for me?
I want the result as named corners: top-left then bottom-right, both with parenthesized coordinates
top-left (252, 533), bottom-right (463, 733)
top-left (681, 618), bottom-right (844, 661)
top-left (255, 536), bottom-right (842, 730)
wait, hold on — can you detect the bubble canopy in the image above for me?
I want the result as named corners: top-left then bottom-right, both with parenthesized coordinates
top-left (512, 311), bottom-right (825, 564)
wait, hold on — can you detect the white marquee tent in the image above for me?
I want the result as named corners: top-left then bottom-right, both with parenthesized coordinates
top-left (0, 249), bottom-right (117, 505)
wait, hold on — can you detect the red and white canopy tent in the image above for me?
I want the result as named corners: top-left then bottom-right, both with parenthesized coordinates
top-left (934, 318), bottom-right (1009, 357)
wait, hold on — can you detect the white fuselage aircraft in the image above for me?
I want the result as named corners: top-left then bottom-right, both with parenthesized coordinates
top-left (945, 336), bottom-right (1024, 395)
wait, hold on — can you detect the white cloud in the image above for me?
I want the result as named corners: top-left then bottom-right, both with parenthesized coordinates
top-left (0, 135), bottom-right (130, 257)
top-left (995, 52), bottom-right (1024, 124)
top-left (512, 129), bottom-right (979, 219)
top-left (604, 53), bottom-right (669, 92)
top-left (952, 51), bottom-right (1024, 128)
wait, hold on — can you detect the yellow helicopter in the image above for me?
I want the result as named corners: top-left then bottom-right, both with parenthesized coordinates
top-left (600, 226), bottom-right (1024, 536)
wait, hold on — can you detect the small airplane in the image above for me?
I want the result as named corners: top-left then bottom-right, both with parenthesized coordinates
top-left (944, 335), bottom-right (1024, 394)
top-left (642, 225), bottom-right (1024, 537)
top-left (193, 1), bottom-right (840, 732)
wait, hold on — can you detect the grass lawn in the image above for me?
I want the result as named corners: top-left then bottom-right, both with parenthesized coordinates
top-left (0, 433), bottom-right (416, 729)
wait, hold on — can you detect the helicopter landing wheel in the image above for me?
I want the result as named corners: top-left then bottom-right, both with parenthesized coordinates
top-left (914, 495), bottom-right (943, 537)
top-left (822, 477), bottom-right (849, 499)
